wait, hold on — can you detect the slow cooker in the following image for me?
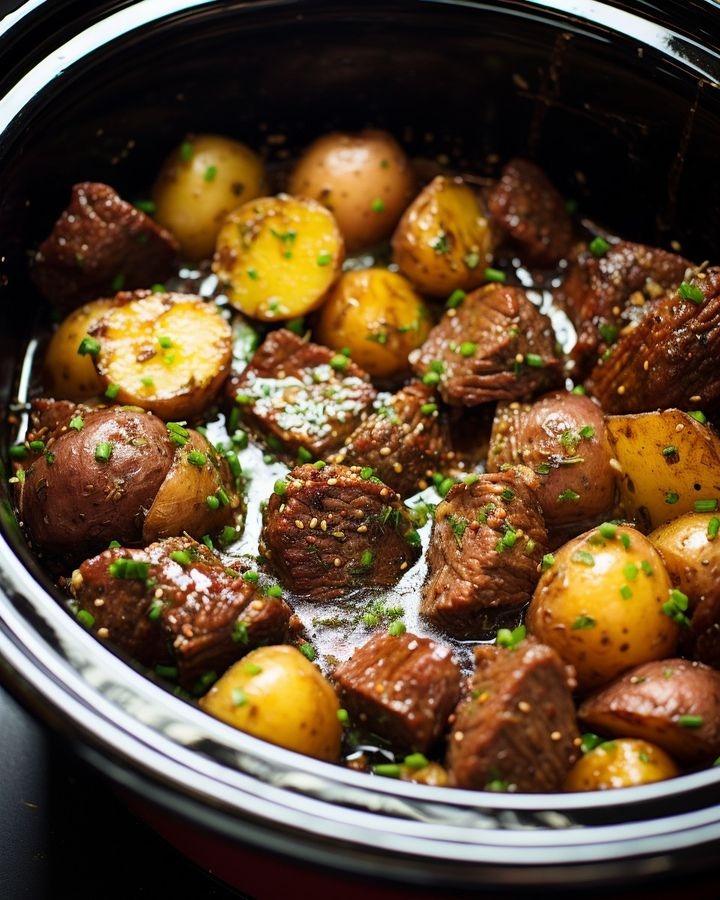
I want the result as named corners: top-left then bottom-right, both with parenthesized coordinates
top-left (2, 1), bottom-right (720, 896)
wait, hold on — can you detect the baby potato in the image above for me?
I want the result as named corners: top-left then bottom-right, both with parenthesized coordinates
top-left (288, 129), bottom-right (415, 251)
top-left (43, 297), bottom-right (117, 399)
top-left (151, 133), bottom-right (267, 261)
top-left (213, 194), bottom-right (344, 321)
top-left (650, 512), bottom-right (720, 611)
top-left (527, 524), bottom-right (679, 692)
top-left (565, 738), bottom-right (680, 791)
top-left (90, 290), bottom-right (232, 421)
top-left (314, 268), bottom-right (432, 379)
top-left (200, 645), bottom-right (342, 762)
top-left (392, 175), bottom-right (495, 296)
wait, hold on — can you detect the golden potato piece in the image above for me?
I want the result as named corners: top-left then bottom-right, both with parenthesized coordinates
top-left (565, 738), bottom-right (679, 791)
top-left (213, 194), bottom-right (344, 321)
top-left (649, 512), bottom-right (720, 611)
top-left (314, 268), bottom-right (432, 379)
top-left (392, 175), bottom-right (494, 296)
top-left (289, 129), bottom-right (415, 251)
top-left (43, 297), bottom-right (117, 400)
top-left (527, 524), bottom-right (679, 692)
top-left (606, 409), bottom-right (720, 531)
top-left (151, 133), bottom-right (267, 261)
top-left (90, 290), bottom-right (232, 421)
top-left (200, 645), bottom-right (342, 762)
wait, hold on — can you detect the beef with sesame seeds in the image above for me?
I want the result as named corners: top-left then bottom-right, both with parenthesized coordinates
top-left (31, 182), bottom-right (179, 310)
top-left (557, 240), bottom-right (691, 377)
top-left (586, 267), bottom-right (720, 415)
top-left (228, 328), bottom-right (376, 463)
top-left (333, 381), bottom-right (450, 497)
top-left (421, 469), bottom-right (548, 639)
top-left (409, 284), bottom-right (561, 407)
top-left (487, 158), bottom-right (574, 267)
top-left (260, 463), bottom-right (420, 602)
top-left (446, 639), bottom-right (580, 792)
top-left (334, 631), bottom-right (462, 754)
top-left (69, 536), bottom-right (292, 691)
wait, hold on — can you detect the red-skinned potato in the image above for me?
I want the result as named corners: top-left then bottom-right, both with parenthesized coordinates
top-left (565, 738), bottom-right (680, 791)
top-left (578, 658), bottom-right (720, 764)
top-left (288, 129), bottom-right (415, 251)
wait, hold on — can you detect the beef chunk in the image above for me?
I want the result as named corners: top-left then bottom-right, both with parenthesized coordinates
top-left (446, 641), bottom-right (580, 792)
top-left (70, 536), bottom-right (292, 690)
top-left (260, 463), bottom-right (420, 602)
top-left (229, 329), bottom-right (376, 463)
top-left (334, 631), bottom-right (462, 753)
top-left (31, 182), bottom-right (179, 310)
top-left (421, 469), bottom-right (548, 639)
top-left (586, 267), bottom-right (720, 415)
top-left (487, 158), bottom-right (574, 266)
top-left (409, 284), bottom-right (561, 407)
top-left (557, 240), bottom-right (690, 376)
top-left (689, 592), bottom-right (720, 670)
top-left (333, 382), bottom-right (449, 497)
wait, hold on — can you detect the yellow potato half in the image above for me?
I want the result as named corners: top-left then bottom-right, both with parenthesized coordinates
top-left (565, 738), bottom-right (679, 791)
top-left (213, 194), bottom-right (344, 321)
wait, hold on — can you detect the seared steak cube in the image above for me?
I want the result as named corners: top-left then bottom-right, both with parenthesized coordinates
top-left (70, 536), bottom-right (292, 690)
top-left (334, 631), bottom-right (462, 754)
top-left (31, 182), bottom-right (179, 310)
top-left (334, 382), bottom-right (449, 497)
top-left (421, 469), bottom-right (548, 639)
top-left (229, 329), bottom-right (376, 463)
top-left (409, 284), bottom-right (561, 407)
top-left (447, 641), bottom-right (580, 792)
top-left (260, 463), bottom-right (420, 602)
top-left (487, 158), bottom-right (574, 266)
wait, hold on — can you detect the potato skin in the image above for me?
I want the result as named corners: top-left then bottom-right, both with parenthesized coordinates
top-left (288, 129), bottom-right (415, 251)
top-left (213, 194), bottom-right (344, 321)
top-left (151, 133), bottom-right (267, 261)
top-left (392, 175), bottom-right (494, 296)
top-left (527, 524), bottom-right (679, 692)
top-left (200, 645), bottom-right (342, 761)
top-left (43, 298), bottom-right (117, 400)
top-left (578, 658), bottom-right (720, 763)
top-left (313, 268), bottom-right (432, 379)
top-left (564, 738), bottom-right (680, 791)
top-left (649, 512), bottom-right (720, 611)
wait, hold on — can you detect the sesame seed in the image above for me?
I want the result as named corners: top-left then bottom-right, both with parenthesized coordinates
top-left (333, 557), bottom-right (341, 567)
top-left (309, 517), bottom-right (318, 529)
top-left (379, 447), bottom-right (391, 456)
top-left (357, 525), bottom-right (368, 533)
top-left (320, 520), bottom-right (328, 531)
top-left (354, 509), bottom-right (364, 518)
top-left (515, 353), bottom-right (524, 364)
top-left (71, 570), bottom-right (83, 589)
top-left (94, 598), bottom-right (105, 607)
top-left (250, 599), bottom-right (264, 610)
top-left (400, 561), bottom-right (408, 570)
top-left (617, 385), bottom-right (626, 395)
top-left (295, 519), bottom-right (304, 529)
top-left (393, 462), bottom-right (403, 473)
top-left (380, 488), bottom-right (389, 497)
top-left (609, 457), bottom-right (623, 473)
top-left (332, 531), bottom-right (345, 539)
top-left (454, 731), bottom-right (464, 742)
top-left (327, 477), bottom-right (338, 486)
top-left (550, 730), bottom-right (562, 741)
top-left (690, 395), bottom-right (701, 403)
top-left (643, 360), bottom-right (649, 371)
top-left (676, 423), bottom-right (685, 432)
top-left (375, 683), bottom-right (385, 693)
top-left (97, 627), bottom-right (109, 638)
top-left (518, 701), bottom-right (531, 713)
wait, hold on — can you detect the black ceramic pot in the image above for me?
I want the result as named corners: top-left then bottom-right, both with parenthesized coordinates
top-left (2, 2), bottom-right (720, 896)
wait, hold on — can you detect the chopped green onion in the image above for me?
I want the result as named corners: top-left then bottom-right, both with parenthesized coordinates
top-left (170, 549), bottom-right (192, 566)
top-left (446, 289), bottom-right (466, 309)
top-left (599, 522), bottom-right (617, 539)
top-left (589, 236), bottom-right (610, 257)
top-left (203, 164), bottom-right (218, 182)
top-left (496, 625), bottom-right (526, 649)
top-left (459, 341), bottom-right (477, 357)
top-left (76, 609), bottom-right (95, 629)
top-left (421, 402), bottom-right (438, 415)
top-left (105, 383), bottom-right (120, 400)
top-left (695, 499), bottom-right (718, 513)
top-left (206, 495), bottom-right (220, 510)
top-left (708, 517), bottom-right (720, 540)
top-left (69, 415), bottom-right (84, 431)
top-left (370, 197), bottom-right (385, 213)
top-left (266, 584), bottom-right (283, 598)
top-left (678, 714), bottom-right (704, 728)
top-left (525, 353), bottom-right (544, 368)
top-left (317, 251), bottom-right (333, 267)
top-left (572, 550), bottom-right (595, 567)
top-left (665, 491), bottom-right (680, 504)
top-left (273, 478), bottom-right (287, 496)
top-left (372, 763), bottom-right (401, 778)
top-left (187, 450), bottom-right (207, 467)
top-left (78, 335), bottom-right (101, 356)
top-left (463, 250), bottom-right (480, 269)
top-left (299, 643), bottom-right (317, 661)
top-left (678, 281), bottom-right (704, 304)
top-left (330, 353), bottom-right (349, 371)
top-left (541, 553), bottom-right (555, 571)
top-left (571, 614), bottom-right (596, 629)
top-left (94, 441), bottom-right (113, 462)
top-left (108, 558), bottom-right (150, 580)
top-left (179, 140), bottom-right (194, 161)
top-left (403, 753), bottom-right (429, 770)
top-left (689, 410), bottom-right (707, 424)
top-left (484, 267), bottom-right (506, 283)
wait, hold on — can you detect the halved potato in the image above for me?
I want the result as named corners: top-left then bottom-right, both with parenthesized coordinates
top-left (649, 512), bottom-right (720, 610)
top-left (392, 175), bottom-right (495, 296)
top-left (90, 290), bottom-right (232, 420)
top-left (565, 738), bottom-right (680, 791)
top-left (151, 133), bottom-right (267, 261)
top-left (213, 193), bottom-right (344, 321)
top-left (606, 409), bottom-right (720, 531)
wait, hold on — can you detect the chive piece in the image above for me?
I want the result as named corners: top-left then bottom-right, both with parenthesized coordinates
top-left (296, 446), bottom-right (313, 464)
top-left (678, 714), bottom-right (704, 729)
top-left (201, 534), bottom-right (214, 550)
top-left (429, 360), bottom-right (444, 374)
top-left (438, 477), bottom-right (455, 498)
top-left (77, 335), bottom-right (101, 356)
top-left (155, 664), bottom-right (178, 680)
top-left (405, 529), bottom-right (421, 549)
top-left (76, 609), bottom-right (95, 629)
top-left (571, 385), bottom-right (586, 395)
top-left (219, 525), bottom-right (237, 546)
top-left (187, 450), bottom-right (207, 467)
top-left (69, 415), bottom-right (84, 431)
top-left (151, 283), bottom-right (166, 294)
top-left (231, 688), bottom-right (248, 707)
top-left (299, 643), bottom-right (317, 661)
top-left (158, 335), bottom-right (173, 349)
top-left (422, 371), bottom-right (440, 386)
top-left (179, 141), bottom-right (194, 161)
top-left (330, 353), bottom-right (349, 371)
top-left (589, 236), bottom-right (610, 257)
top-left (620, 585), bottom-right (633, 600)
top-left (242, 570), bottom-right (259, 583)
top-left (317, 251), bottom-right (332, 267)
top-left (678, 281), bottom-right (704, 304)
top-left (572, 550), bottom-right (595, 567)
top-left (496, 625), bottom-right (526, 649)
top-left (695, 498), bottom-right (718, 513)
top-left (662, 445), bottom-right (677, 457)
top-left (360, 549), bottom-right (374, 568)
top-left (167, 422), bottom-right (189, 446)
top-left (619, 533), bottom-right (631, 549)
top-left (105, 383), bottom-right (120, 400)
top-left (108, 558), bottom-right (150, 580)
top-left (273, 479), bottom-right (287, 496)
top-left (459, 341), bottom-right (477, 358)
top-left (571, 614), bottom-right (596, 629)
top-left (206, 495), bottom-right (220, 510)
top-left (689, 410), bottom-right (707, 424)
top-left (420, 402), bottom-right (438, 415)
top-left (372, 763), bottom-right (402, 778)
top-left (599, 522), bottom-right (617, 539)
top-left (484, 267), bottom-right (506, 283)
top-left (141, 376), bottom-right (154, 388)
top-left (29, 439), bottom-right (45, 451)
top-left (371, 197), bottom-right (385, 213)
top-left (134, 199), bottom-right (156, 215)
top-left (665, 491), bottom-right (680, 504)
top-left (9, 444), bottom-right (28, 460)
top-left (708, 517), bottom-right (720, 540)
top-left (446, 289), bottom-right (466, 309)
top-left (108, 540), bottom-right (121, 549)
top-left (579, 425), bottom-right (595, 439)
top-left (224, 449), bottom-right (242, 479)
top-left (501, 488), bottom-right (515, 502)
top-left (558, 488), bottom-right (580, 502)
top-left (623, 562), bottom-right (639, 581)
top-left (360, 467), bottom-right (375, 480)
top-left (541, 553), bottom-right (555, 571)
top-left (266, 584), bottom-right (283, 598)
top-left (640, 560), bottom-right (654, 576)
top-left (464, 250), bottom-right (480, 269)
top-left (170, 549), bottom-right (192, 566)
top-left (404, 752), bottom-right (429, 770)
top-left (110, 273), bottom-right (125, 292)
top-left (203, 164), bottom-right (218, 182)
top-left (148, 599), bottom-right (164, 622)
top-left (94, 441), bottom-right (113, 462)
top-left (580, 733), bottom-right (603, 754)
top-left (598, 322), bottom-right (618, 344)
top-left (243, 662), bottom-right (263, 676)
top-left (337, 708), bottom-right (350, 726)
top-left (232, 428), bottom-right (249, 450)
top-left (246, 267), bottom-right (259, 281)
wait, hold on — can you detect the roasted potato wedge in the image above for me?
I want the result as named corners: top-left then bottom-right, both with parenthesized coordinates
top-left (314, 268), bottom-right (432, 379)
top-left (200, 645), bottom-right (342, 761)
top-left (43, 297), bottom-right (117, 400)
top-left (213, 194), bottom-right (344, 321)
top-left (649, 512), bottom-right (720, 611)
top-left (578, 658), bottom-right (720, 764)
top-left (90, 290), bottom-right (232, 421)
top-left (606, 409), bottom-right (720, 531)
top-left (151, 133), bottom-right (267, 261)
top-left (565, 738), bottom-right (680, 791)
top-left (392, 175), bottom-right (495, 296)
top-left (527, 524), bottom-right (679, 692)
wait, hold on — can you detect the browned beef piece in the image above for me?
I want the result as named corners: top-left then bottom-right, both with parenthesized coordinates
top-left (229, 329), bottom-right (376, 463)
top-left (446, 641), bottom-right (580, 792)
top-left (487, 158), bottom-right (574, 266)
top-left (334, 631), bottom-right (462, 754)
top-left (685, 593), bottom-right (720, 670)
top-left (586, 267), bottom-right (720, 415)
top-left (31, 182), bottom-right (179, 310)
top-left (260, 463), bottom-right (420, 602)
top-left (70, 536), bottom-right (292, 690)
top-left (421, 469), bottom-right (547, 639)
top-left (557, 241), bottom-right (690, 376)
top-left (333, 382), bottom-right (449, 497)
top-left (409, 284), bottom-right (561, 407)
